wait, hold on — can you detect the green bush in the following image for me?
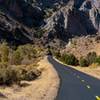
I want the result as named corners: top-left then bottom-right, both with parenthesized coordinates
top-left (0, 64), bottom-right (41, 85)
top-left (60, 54), bottom-right (69, 62)
top-left (86, 52), bottom-right (97, 65)
top-left (17, 44), bottom-right (37, 60)
top-left (0, 66), bottom-right (21, 85)
top-left (17, 66), bottom-right (41, 81)
top-left (61, 54), bottom-right (79, 66)
top-left (0, 42), bottom-right (9, 62)
top-left (55, 51), bottom-right (61, 59)
top-left (12, 50), bottom-right (23, 65)
top-left (0, 43), bottom-right (42, 86)
top-left (79, 57), bottom-right (89, 67)
top-left (95, 56), bottom-right (100, 65)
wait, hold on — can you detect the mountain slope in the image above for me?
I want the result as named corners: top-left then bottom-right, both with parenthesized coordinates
top-left (0, 0), bottom-right (99, 44)
top-left (43, 0), bottom-right (100, 41)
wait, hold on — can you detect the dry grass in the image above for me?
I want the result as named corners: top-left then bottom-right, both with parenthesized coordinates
top-left (64, 36), bottom-right (100, 58)
top-left (63, 36), bottom-right (100, 79)
top-left (75, 64), bottom-right (100, 79)
top-left (54, 57), bottom-right (100, 79)
top-left (0, 57), bottom-right (59, 100)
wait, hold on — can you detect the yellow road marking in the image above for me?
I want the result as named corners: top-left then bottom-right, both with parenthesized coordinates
top-left (96, 96), bottom-right (100, 100)
top-left (81, 80), bottom-right (85, 82)
top-left (86, 85), bottom-right (91, 89)
top-left (77, 76), bottom-right (80, 78)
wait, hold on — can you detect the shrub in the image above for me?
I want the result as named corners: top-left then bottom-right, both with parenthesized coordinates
top-left (47, 48), bottom-right (52, 55)
top-left (79, 57), bottom-right (89, 67)
top-left (0, 66), bottom-right (21, 85)
top-left (95, 36), bottom-right (100, 43)
top-left (55, 51), bottom-right (61, 59)
top-left (86, 52), bottom-right (97, 65)
top-left (61, 54), bottom-right (69, 62)
top-left (0, 64), bottom-right (41, 85)
top-left (95, 56), bottom-right (100, 65)
top-left (12, 50), bottom-right (23, 65)
top-left (17, 66), bottom-right (41, 81)
top-left (24, 69), bottom-right (40, 81)
top-left (0, 42), bottom-right (9, 62)
top-left (17, 44), bottom-right (37, 60)
top-left (61, 54), bottom-right (79, 66)
top-left (0, 43), bottom-right (42, 86)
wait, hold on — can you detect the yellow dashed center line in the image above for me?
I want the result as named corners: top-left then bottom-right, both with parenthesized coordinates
top-left (77, 76), bottom-right (80, 78)
top-left (74, 75), bottom-right (91, 90)
top-left (81, 80), bottom-right (85, 82)
top-left (96, 96), bottom-right (100, 100)
top-left (54, 57), bottom-right (99, 99)
top-left (86, 85), bottom-right (91, 89)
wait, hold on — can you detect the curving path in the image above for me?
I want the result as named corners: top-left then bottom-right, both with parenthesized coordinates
top-left (48, 56), bottom-right (100, 100)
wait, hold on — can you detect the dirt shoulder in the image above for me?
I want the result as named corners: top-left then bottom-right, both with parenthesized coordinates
top-left (0, 57), bottom-right (60, 100)
top-left (73, 66), bottom-right (100, 79)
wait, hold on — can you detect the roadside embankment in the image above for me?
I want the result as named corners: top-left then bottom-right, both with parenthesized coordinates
top-left (0, 56), bottom-right (60, 100)
top-left (54, 57), bottom-right (100, 79)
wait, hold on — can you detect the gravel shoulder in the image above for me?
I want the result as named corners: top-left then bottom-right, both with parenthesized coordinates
top-left (0, 56), bottom-right (60, 100)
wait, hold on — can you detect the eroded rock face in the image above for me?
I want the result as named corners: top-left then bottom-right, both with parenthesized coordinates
top-left (0, 0), bottom-right (99, 44)
top-left (44, 0), bottom-right (100, 41)
top-left (0, 0), bottom-right (44, 44)
top-left (80, 0), bottom-right (100, 33)
top-left (0, 12), bottom-right (35, 45)
top-left (0, 0), bottom-right (44, 27)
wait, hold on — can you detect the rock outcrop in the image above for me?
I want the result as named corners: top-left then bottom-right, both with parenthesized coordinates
top-left (0, 0), bottom-right (44, 27)
top-left (80, 0), bottom-right (100, 33)
top-left (44, 0), bottom-right (100, 41)
top-left (0, 12), bottom-right (35, 44)
top-left (0, 0), bottom-right (44, 44)
top-left (0, 0), bottom-right (99, 44)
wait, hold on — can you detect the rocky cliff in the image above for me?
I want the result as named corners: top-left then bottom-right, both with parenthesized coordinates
top-left (44, 0), bottom-right (100, 41)
top-left (0, 0), bottom-right (44, 44)
top-left (0, 0), bottom-right (99, 44)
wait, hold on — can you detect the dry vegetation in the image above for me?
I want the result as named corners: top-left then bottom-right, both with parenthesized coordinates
top-left (54, 35), bottom-right (100, 79)
top-left (0, 57), bottom-right (59, 100)
top-left (74, 65), bottom-right (100, 79)
top-left (64, 36), bottom-right (100, 58)
top-left (0, 42), bottom-right (44, 86)
top-left (0, 42), bottom-right (59, 100)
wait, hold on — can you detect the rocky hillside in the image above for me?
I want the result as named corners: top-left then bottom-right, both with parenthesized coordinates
top-left (63, 35), bottom-right (100, 58)
top-left (0, 0), bottom-right (99, 44)
top-left (0, 0), bottom-right (44, 44)
top-left (44, 0), bottom-right (100, 41)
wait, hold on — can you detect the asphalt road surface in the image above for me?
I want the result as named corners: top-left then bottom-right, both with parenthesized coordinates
top-left (48, 56), bottom-right (100, 100)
